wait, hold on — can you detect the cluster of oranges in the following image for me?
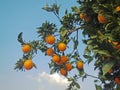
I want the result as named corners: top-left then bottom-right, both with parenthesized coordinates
top-left (45, 35), bottom-right (84, 76)
top-left (22, 44), bottom-right (34, 70)
top-left (79, 6), bottom-right (120, 24)
top-left (79, 12), bottom-right (108, 24)
top-left (20, 35), bottom-right (84, 75)
top-left (79, 13), bottom-right (91, 22)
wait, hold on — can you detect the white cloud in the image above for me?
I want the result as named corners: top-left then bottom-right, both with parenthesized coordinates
top-left (27, 72), bottom-right (70, 90)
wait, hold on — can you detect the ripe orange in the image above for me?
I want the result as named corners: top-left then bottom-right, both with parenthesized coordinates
top-left (22, 44), bottom-right (31, 53)
top-left (60, 56), bottom-right (68, 63)
top-left (52, 54), bottom-right (60, 63)
top-left (56, 56), bottom-right (68, 65)
top-left (115, 44), bottom-right (120, 49)
top-left (116, 6), bottom-right (120, 12)
top-left (98, 14), bottom-right (108, 24)
top-left (56, 59), bottom-right (63, 65)
top-left (114, 77), bottom-right (120, 84)
top-left (76, 61), bottom-right (84, 69)
top-left (23, 60), bottom-right (34, 70)
top-left (58, 42), bottom-right (66, 51)
top-left (60, 68), bottom-right (67, 76)
top-left (108, 68), bottom-right (113, 74)
top-left (79, 13), bottom-right (86, 19)
top-left (65, 63), bottom-right (72, 71)
top-left (45, 35), bottom-right (55, 44)
top-left (46, 48), bottom-right (54, 56)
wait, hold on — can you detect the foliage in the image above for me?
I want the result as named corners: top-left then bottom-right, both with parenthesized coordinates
top-left (15, 0), bottom-right (120, 90)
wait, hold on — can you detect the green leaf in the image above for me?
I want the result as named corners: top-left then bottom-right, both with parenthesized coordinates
top-left (93, 50), bottom-right (111, 57)
top-left (14, 59), bottom-right (24, 71)
top-left (102, 61), bottom-right (115, 75)
top-left (50, 68), bottom-right (57, 74)
top-left (87, 40), bottom-right (94, 45)
top-left (83, 55), bottom-right (93, 64)
top-left (48, 62), bottom-right (54, 68)
top-left (95, 84), bottom-right (102, 90)
top-left (60, 29), bottom-right (67, 37)
top-left (78, 69), bottom-right (84, 76)
top-left (74, 82), bottom-right (80, 89)
top-left (17, 32), bottom-right (24, 44)
top-left (33, 63), bottom-right (37, 69)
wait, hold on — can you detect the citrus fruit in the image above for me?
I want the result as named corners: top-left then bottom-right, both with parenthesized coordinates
top-left (79, 13), bottom-right (86, 19)
top-left (84, 16), bottom-right (91, 22)
top-left (65, 63), bottom-right (72, 71)
top-left (52, 54), bottom-right (60, 63)
top-left (60, 56), bottom-right (68, 63)
top-left (46, 48), bottom-right (54, 56)
top-left (56, 56), bottom-right (68, 65)
top-left (60, 68), bottom-right (67, 76)
top-left (116, 6), bottom-right (120, 12)
top-left (115, 44), bottom-right (120, 49)
top-left (76, 61), bottom-right (84, 69)
top-left (108, 68), bottom-right (113, 74)
top-left (45, 35), bottom-right (55, 44)
top-left (56, 59), bottom-right (63, 65)
top-left (98, 14), bottom-right (108, 24)
top-left (22, 44), bottom-right (31, 53)
top-left (114, 77), bottom-right (120, 84)
top-left (58, 42), bottom-right (66, 51)
top-left (23, 60), bottom-right (34, 70)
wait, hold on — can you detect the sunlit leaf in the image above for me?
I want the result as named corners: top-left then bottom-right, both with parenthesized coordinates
top-left (102, 61), bottom-right (115, 75)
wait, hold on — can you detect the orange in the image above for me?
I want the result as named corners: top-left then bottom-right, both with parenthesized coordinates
top-left (56, 59), bottom-right (63, 65)
top-left (76, 61), bottom-right (84, 69)
top-left (116, 6), bottom-right (120, 12)
top-left (60, 68), bottom-right (67, 76)
top-left (45, 35), bottom-right (55, 44)
top-left (22, 44), bottom-right (31, 53)
top-left (108, 68), bottom-right (113, 74)
top-left (98, 14), bottom-right (108, 24)
top-left (115, 44), bottom-right (120, 49)
top-left (114, 77), bottom-right (120, 84)
top-left (23, 60), bottom-right (34, 70)
top-left (56, 56), bottom-right (68, 65)
top-left (84, 16), bottom-right (91, 22)
top-left (60, 56), bottom-right (68, 63)
top-left (79, 13), bottom-right (86, 19)
top-left (52, 55), bottom-right (60, 63)
top-left (58, 42), bottom-right (66, 51)
top-left (65, 63), bottom-right (72, 71)
top-left (46, 48), bottom-right (54, 56)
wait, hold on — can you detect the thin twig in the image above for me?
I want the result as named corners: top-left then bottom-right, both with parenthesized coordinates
top-left (68, 27), bottom-right (81, 35)
top-left (85, 72), bottom-right (99, 79)
top-left (53, 11), bottom-right (62, 23)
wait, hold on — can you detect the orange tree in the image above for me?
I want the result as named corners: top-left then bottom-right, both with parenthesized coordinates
top-left (14, 0), bottom-right (120, 90)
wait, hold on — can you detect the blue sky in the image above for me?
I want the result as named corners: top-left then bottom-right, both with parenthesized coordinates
top-left (0, 0), bottom-right (97, 90)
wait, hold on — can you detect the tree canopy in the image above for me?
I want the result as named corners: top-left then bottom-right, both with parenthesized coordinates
top-left (15, 0), bottom-right (120, 90)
